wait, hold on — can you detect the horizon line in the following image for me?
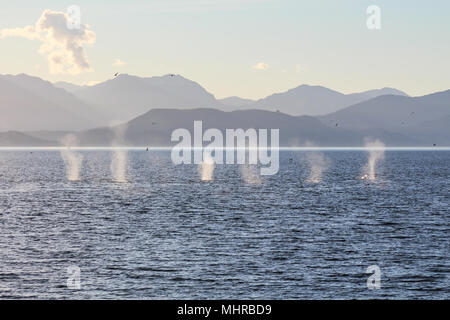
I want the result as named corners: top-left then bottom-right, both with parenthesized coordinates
top-left (1, 147), bottom-right (449, 151)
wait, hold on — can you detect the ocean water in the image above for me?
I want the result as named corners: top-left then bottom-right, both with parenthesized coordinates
top-left (0, 150), bottom-right (448, 299)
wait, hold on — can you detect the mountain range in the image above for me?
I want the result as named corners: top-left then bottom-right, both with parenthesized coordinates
top-left (248, 85), bottom-right (408, 116)
top-left (61, 74), bottom-right (219, 122)
top-left (319, 90), bottom-right (450, 145)
top-left (54, 75), bottom-right (409, 118)
top-left (0, 73), bottom-right (448, 146)
top-left (70, 108), bottom-right (421, 147)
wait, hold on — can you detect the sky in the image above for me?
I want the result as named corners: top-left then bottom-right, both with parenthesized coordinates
top-left (0, 0), bottom-right (449, 99)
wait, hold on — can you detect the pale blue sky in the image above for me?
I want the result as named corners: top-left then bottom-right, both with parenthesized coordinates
top-left (0, 0), bottom-right (449, 99)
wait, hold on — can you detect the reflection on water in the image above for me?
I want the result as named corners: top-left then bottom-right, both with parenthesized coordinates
top-left (199, 151), bottom-right (215, 182)
top-left (110, 149), bottom-right (128, 183)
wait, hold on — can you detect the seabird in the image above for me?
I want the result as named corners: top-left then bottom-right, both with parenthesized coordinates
top-left (114, 72), bottom-right (119, 77)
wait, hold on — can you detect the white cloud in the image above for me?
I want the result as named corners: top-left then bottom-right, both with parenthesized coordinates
top-left (253, 62), bottom-right (269, 71)
top-left (0, 9), bottom-right (96, 75)
top-left (113, 58), bottom-right (126, 67)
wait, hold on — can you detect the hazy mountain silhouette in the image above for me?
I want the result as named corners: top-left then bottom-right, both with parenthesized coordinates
top-left (71, 74), bottom-right (220, 122)
top-left (0, 73), bottom-right (447, 146)
top-left (319, 90), bottom-right (450, 146)
top-left (0, 76), bottom-right (100, 132)
top-left (23, 130), bottom-right (72, 144)
top-left (397, 114), bottom-right (450, 145)
top-left (219, 96), bottom-right (255, 107)
top-left (72, 108), bottom-right (418, 147)
top-left (57, 75), bottom-right (407, 118)
top-left (0, 131), bottom-right (56, 147)
top-left (320, 90), bottom-right (450, 129)
top-left (250, 85), bottom-right (408, 116)
top-left (0, 74), bottom-right (107, 131)
top-left (348, 87), bottom-right (408, 101)
top-left (53, 81), bottom-right (86, 93)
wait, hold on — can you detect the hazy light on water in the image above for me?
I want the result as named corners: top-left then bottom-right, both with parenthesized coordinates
top-left (306, 152), bottom-right (330, 183)
top-left (362, 139), bottom-right (386, 180)
top-left (110, 150), bottom-right (128, 182)
top-left (240, 164), bottom-right (262, 184)
top-left (60, 134), bottom-right (83, 181)
top-left (199, 151), bottom-right (215, 181)
top-left (110, 124), bottom-right (128, 183)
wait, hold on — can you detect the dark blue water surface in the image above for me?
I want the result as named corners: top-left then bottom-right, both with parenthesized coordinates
top-left (0, 150), bottom-right (448, 299)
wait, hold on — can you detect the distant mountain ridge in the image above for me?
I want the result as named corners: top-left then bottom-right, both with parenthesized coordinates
top-left (71, 74), bottom-right (220, 122)
top-left (0, 76), bottom-right (95, 132)
top-left (248, 85), bottom-right (409, 116)
top-left (0, 73), bottom-right (448, 147)
top-left (319, 89), bottom-right (450, 145)
top-left (53, 74), bottom-right (409, 119)
top-left (219, 96), bottom-right (255, 107)
top-left (1, 104), bottom-right (447, 147)
top-left (69, 108), bottom-right (420, 147)
top-left (53, 81), bottom-right (88, 93)
top-left (0, 74), bottom-right (106, 131)
top-left (0, 72), bottom-right (411, 131)
top-left (0, 131), bottom-right (57, 147)
top-left (320, 90), bottom-right (450, 127)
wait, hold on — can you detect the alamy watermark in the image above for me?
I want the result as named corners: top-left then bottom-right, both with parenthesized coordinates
top-left (66, 5), bottom-right (81, 30)
top-left (366, 5), bottom-right (381, 30)
top-left (171, 121), bottom-right (279, 175)
top-left (366, 265), bottom-right (381, 290)
top-left (67, 265), bottom-right (81, 289)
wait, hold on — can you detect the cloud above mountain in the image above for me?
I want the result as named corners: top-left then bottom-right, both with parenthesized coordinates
top-left (253, 62), bottom-right (269, 71)
top-left (0, 9), bottom-right (96, 74)
top-left (113, 58), bottom-right (126, 67)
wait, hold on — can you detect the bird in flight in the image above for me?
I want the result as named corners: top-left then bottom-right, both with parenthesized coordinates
top-left (114, 72), bottom-right (119, 77)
